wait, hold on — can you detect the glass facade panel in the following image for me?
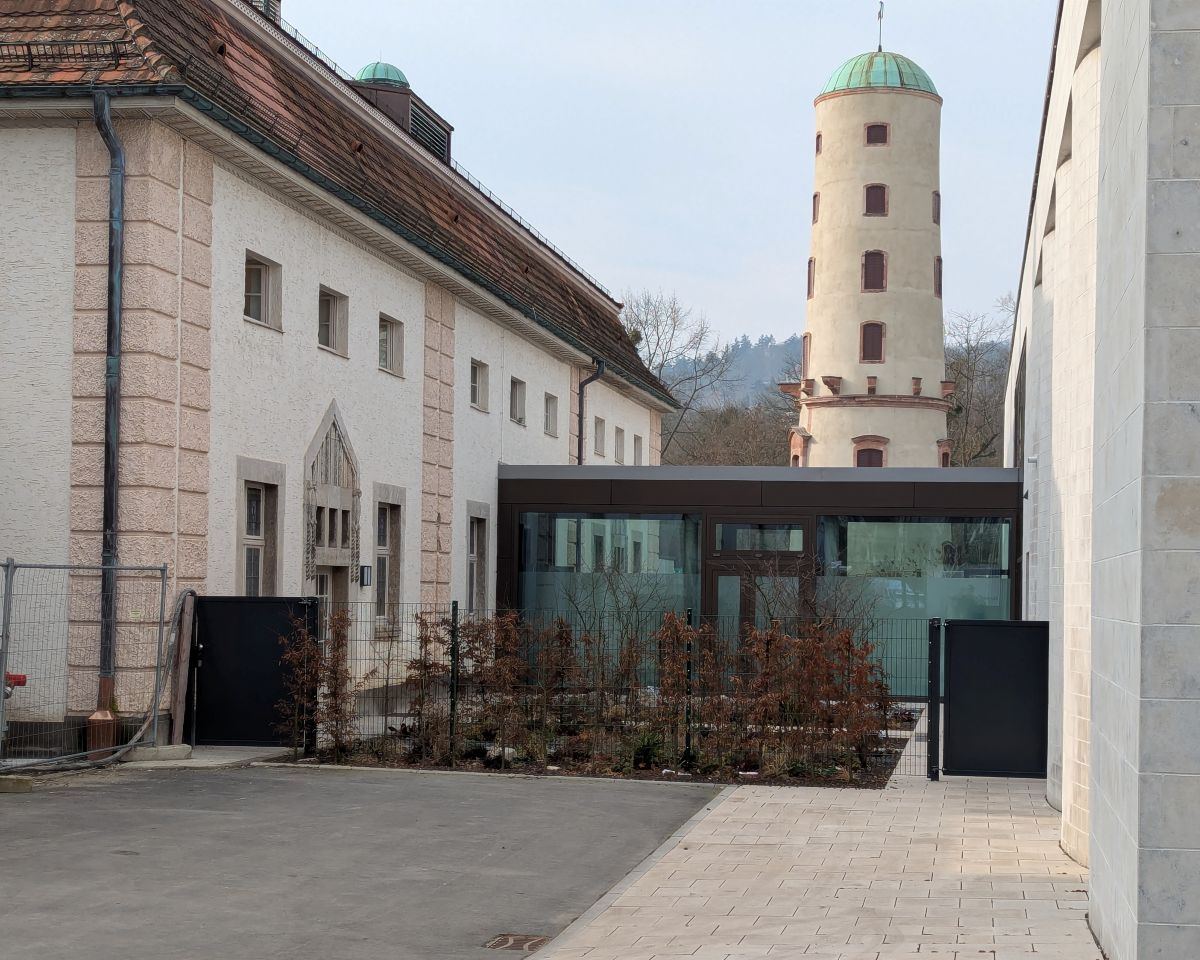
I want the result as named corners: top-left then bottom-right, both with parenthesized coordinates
top-left (714, 523), bottom-right (804, 554)
top-left (517, 512), bottom-right (701, 619)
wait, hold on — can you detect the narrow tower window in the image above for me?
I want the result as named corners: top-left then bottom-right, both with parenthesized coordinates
top-left (932, 190), bottom-right (941, 224)
top-left (807, 258), bottom-right (816, 299)
top-left (812, 192), bottom-right (820, 223)
top-left (862, 251), bottom-right (886, 292)
top-left (815, 132), bottom-right (823, 154)
top-left (934, 256), bottom-right (944, 298)
top-left (856, 448), bottom-right (884, 467)
top-left (860, 322), bottom-right (885, 362)
top-left (801, 333), bottom-right (811, 378)
top-left (865, 123), bottom-right (890, 145)
top-left (864, 184), bottom-right (888, 216)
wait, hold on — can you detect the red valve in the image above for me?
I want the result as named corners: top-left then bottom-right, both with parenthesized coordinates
top-left (5, 673), bottom-right (27, 687)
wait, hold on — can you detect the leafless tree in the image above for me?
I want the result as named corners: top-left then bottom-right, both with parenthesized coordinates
top-left (620, 290), bottom-right (735, 459)
top-left (662, 398), bottom-right (791, 466)
top-left (944, 297), bottom-right (1013, 467)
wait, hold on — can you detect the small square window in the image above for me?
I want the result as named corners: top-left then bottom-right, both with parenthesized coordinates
top-left (614, 427), bottom-right (625, 464)
top-left (864, 184), bottom-right (888, 217)
top-left (470, 359), bottom-right (489, 411)
top-left (866, 123), bottom-right (889, 145)
top-left (594, 416), bottom-right (606, 457)
top-left (379, 314), bottom-right (403, 375)
top-left (509, 377), bottom-right (527, 425)
top-left (244, 252), bottom-right (281, 330)
top-left (544, 393), bottom-right (558, 437)
top-left (318, 286), bottom-right (349, 356)
top-left (633, 434), bottom-right (644, 466)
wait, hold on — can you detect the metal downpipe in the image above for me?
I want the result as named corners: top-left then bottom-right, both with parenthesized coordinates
top-left (576, 358), bottom-right (605, 465)
top-left (90, 91), bottom-right (125, 753)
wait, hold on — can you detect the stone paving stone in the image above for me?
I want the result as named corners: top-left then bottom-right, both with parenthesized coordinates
top-left (539, 777), bottom-right (1102, 960)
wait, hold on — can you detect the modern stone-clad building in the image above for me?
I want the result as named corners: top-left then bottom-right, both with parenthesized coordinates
top-left (0, 0), bottom-right (673, 717)
top-left (1005, 0), bottom-right (1200, 955)
top-left (784, 50), bottom-right (952, 468)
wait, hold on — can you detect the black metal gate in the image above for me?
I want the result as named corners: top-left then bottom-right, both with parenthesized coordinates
top-left (938, 619), bottom-right (1049, 777)
top-left (186, 597), bottom-right (316, 746)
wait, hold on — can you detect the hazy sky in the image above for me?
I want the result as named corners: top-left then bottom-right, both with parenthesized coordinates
top-left (286, 0), bottom-right (1057, 343)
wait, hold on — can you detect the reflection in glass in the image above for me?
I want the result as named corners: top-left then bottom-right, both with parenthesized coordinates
top-left (714, 523), bottom-right (804, 554)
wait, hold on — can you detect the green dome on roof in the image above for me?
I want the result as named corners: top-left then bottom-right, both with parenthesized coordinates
top-left (819, 51), bottom-right (938, 98)
top-left (355, 62), bottom-right (409, 88)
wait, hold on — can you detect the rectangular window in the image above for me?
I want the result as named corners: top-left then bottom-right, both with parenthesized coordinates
top-left (714, 522), bottom-right (805, 554)
top-left (856, 448), bottom-right (884, 467)
top-left (866, 123), bottom-right (889, 145)
top-left (863, 251), bottom-right (886, 292)
top-left (594, 416), bottom-right (606, 456)
top-left (341, 509), bottom-right (350, 549)
top-left (375, 502), bottom-right (402, 617)
top-left (801, 333), bottom-right (811, 378)
top-left (935, 256), bottom-right (944, 298)
top-left (470, 359), bottom-right (489, 411)
top-left (509, 377), bottom-right (527, 425)
top-left (318, 286), bottom-right (349, 355)
top-left (865, 184), bottom-right (888, 216)
top-left (244, 253), bottom-right (281, 330)
top-left (807, 258), bottom-right (816, 300)
top-left (242, 481), bottom-right (278, 597)
top-left (328, 508), bottom-right (338, 547)
top-left (633, 434), bottom-right (644, 466)
top-left (543, 393), bottom-right (558, 437)
top-left (592, 533), bottom-right (606, 570)
top-left (468, 517), bottom-right (487, 613)
top-left (861, 323), bottom-right (884, 362)
top-left (614, 427), bottom-right (625, 464)
top-left (379, 314), bottom-right (403, 375)
top-left (315, 506), bottom-right (325, 546)
top-left (632, 540), bottom-right (643, 573)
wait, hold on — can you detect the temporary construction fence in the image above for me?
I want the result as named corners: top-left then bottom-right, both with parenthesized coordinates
top-left (287, 602), bottom-right (933, 780)
top-left (0, 559), bottom-right (174, 766)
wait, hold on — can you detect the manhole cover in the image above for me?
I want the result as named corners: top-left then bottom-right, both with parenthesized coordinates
top-left (483, 933), bottom-right (550, 952)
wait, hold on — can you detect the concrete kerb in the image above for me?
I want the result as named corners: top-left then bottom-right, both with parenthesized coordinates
top-left (536, 783), bottom-right (737, 956)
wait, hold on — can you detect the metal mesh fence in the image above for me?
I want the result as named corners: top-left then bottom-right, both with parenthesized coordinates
top-left (0, 561), bottom-right (169, 766)
top-left (297, 603), bottom-right (932, 781)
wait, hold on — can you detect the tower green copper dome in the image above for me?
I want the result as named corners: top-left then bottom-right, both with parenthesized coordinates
top-left (819, 51), bottom-right (938, 98)
top-left (355, 62), bottom-right (409, 88)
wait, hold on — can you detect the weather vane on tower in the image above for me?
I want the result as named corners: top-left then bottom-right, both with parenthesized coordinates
top-left (877, 2), bottom-right (885, 52)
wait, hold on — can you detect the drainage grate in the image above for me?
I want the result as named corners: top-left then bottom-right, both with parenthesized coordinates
top-left (484, 933), bottom-right (550, 952)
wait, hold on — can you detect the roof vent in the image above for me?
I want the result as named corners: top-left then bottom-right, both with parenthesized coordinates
top-left (352, 62), bottom-right (454, 164)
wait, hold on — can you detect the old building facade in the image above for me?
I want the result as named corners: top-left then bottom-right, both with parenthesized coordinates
top-left (784, 51), bottom-right (952, 468)
top-left (0, 0), bottom-right (672, 720)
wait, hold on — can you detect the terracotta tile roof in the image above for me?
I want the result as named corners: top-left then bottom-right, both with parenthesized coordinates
top-left (0, 0), bottom-right (672, 405)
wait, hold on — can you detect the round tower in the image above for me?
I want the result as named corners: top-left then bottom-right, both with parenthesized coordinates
top-left (785, 51), bottom-right (951, 468)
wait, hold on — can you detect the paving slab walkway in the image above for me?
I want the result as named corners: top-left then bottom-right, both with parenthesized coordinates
top-left (540, 777), bottom-right (1101, 960)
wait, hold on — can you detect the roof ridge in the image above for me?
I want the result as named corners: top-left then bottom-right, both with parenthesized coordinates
top-left (116, 0), bottom-right (178, 82)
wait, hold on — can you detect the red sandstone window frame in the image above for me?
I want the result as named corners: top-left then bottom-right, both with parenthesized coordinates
top-left (862, 251), bottom-right (887, 292)
top-left (815, 132), bottom-right (823, 154)
top-left (865, 122), bottom-right (890, 146)
top-left (864, 184), bottom-right (889, 217)
top-left (852, 435), bottom-right (889, 467)
top-left (859, 321), bottom-right (886, 363)
top-left (807, 258), bottom-right (816, 300)
top-left (801, 333), bottom-right (811, 379)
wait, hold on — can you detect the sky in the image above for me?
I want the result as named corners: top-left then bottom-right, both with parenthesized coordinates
top-left (285, 0), bottom-right (1058, 344)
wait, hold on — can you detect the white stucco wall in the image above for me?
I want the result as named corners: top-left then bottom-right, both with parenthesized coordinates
top-left (208, 163), bottom-right (426, 605)
top-left (0, 126), bottom-right (75, 563)
top-left (583, 378), bottom-right (657, 466)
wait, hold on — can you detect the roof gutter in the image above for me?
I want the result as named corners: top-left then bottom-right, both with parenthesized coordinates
top-left (576, 359), bottom-right (606, 465)
top-left (89, 89), bottom-right (125, 755)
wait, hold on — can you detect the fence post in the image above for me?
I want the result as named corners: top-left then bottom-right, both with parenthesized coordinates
top-left (927, 617), bottom-right (942, 781)
top-left (0, 559), bottom-right (15, 758)
top-left (684, 608), bottom-right (693, 766)
top-left (448, 600), bottom-right (459, 765)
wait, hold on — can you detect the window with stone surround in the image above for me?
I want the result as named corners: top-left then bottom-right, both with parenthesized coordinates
top-left (865, 123), bottom-right (889, 145)
top-left (633, 434), bottom-right (644, 466)
top-left (860, 322), bottom-right (885, 363)
top-left (615, 427), bottom-right (625, 464)
top-left (510, 377), bottom-right (527, 425)
top-left (856, 448), bottom-right (884, 467)
top-left (544, 393), bottom-right (558, 437)
top-left (862, 251), bottom-right (887, 292)
top-left (864, 184), bottom-right (888, 217)
top-left (244, 252), bottom-right (281, 330)
top-left (468, 516), bottom-right (487, 613)
top-left (594, 416), bottom-right (606, 457)
top-left (376, 502), bottom-right (401, 616)
top-left (379, 314), bottom-right (403, 375)
top-left (241, 481), bottom-right (278, 597)
top-left (470, 359), bottom-right (489, 411)
top-left (318, 286), bottom-right (349, 355)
